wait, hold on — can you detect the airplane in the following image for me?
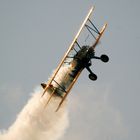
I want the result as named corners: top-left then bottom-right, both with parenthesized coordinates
top-left (41, 6), bottom-right (109, 111)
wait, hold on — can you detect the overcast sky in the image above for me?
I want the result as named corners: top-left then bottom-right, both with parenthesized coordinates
top-left (0, 0), bottom-right (140, 140)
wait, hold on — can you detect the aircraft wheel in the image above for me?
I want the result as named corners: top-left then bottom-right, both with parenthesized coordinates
top-left (89, 73), bottom-right (97, 81)
top-left (100, 54), bottom-right (109, 63)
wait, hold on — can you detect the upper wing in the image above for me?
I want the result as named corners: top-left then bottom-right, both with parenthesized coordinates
top-left (42, 6), bottom-right (95, 96)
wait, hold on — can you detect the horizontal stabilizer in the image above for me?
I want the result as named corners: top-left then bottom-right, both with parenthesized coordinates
top-left (41, 83), bottom-right (47, 89)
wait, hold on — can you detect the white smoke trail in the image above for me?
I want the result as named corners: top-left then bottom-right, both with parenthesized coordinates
top-left (0, 66), bottom-right (70, 140)
top-left (1, 88), bottom-right (69, 140)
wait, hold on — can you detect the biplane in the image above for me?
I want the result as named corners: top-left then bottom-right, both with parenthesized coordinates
top-left (41, 6), bottom-right (109, 111)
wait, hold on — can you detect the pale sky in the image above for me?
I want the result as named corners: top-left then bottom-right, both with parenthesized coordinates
top-left (0, 0), bottom-right (140, 140)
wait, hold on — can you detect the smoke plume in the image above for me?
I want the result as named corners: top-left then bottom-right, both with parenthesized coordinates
top-left (0, 88), bottom-right (69, 140)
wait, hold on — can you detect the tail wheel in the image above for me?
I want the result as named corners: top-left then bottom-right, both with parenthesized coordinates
top-left (89, 73), bottom-right (97, 81)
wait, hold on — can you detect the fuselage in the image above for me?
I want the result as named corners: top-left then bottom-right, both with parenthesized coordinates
top-left (49, 46), bottom-right (93, 97)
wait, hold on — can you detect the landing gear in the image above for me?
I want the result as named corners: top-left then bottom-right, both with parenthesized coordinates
top-left (85, 53), bottom-right (109, 81)
top-left (86, 65), bottom-right (97, 81)
top-left (89, 73), bottom-right (97, 81)
top-left (91, 54), bottom-right (109, 63)
top-left (100, 54), bottom-right (109, 63)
